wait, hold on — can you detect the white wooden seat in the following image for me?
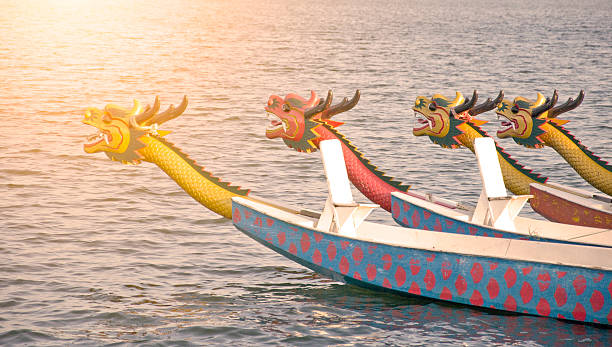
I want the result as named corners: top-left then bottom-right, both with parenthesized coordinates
top-left (316, 140), bottom-right (378, 236)
top-left (471, 137), bottom-right (533, 232)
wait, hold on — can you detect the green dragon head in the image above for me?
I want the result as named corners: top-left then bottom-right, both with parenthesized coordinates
top-left (265, 90), bottom-right (360, 152)
top-left (412, 90), bottom-right (479, 148)
top-left (495, 90), bottom-right (584, 148)
top-left (82, 96), bottom-right (188, 163)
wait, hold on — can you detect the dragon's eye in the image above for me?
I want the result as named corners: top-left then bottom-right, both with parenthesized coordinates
top-left (102, 112), bottom-right (112, 123)
top-left (511, 105), bottom-right (519, 114)
top-left (428, 102), bottom-right (437, 111)
top-left (282, 104), bottom-right (290, 112)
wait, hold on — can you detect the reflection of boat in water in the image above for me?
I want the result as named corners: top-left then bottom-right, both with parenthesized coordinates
top-left (232, 139), bottom-right (612, 325)
top-left (302, 284), bottom-right (606, 345)
top-left (392, 138), bottom-right (612, 247)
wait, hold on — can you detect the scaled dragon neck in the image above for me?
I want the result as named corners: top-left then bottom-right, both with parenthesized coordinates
top-left (318, 123), bottom-right (410, 212)
top-left (139, 135), bottom-right (249, 219)
top-left (458, 122), bottom-right (547, 196)
top-left (541, 122), bottom-right (612, 196)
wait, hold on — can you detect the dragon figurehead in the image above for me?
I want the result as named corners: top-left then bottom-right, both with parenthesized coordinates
top-left (495, 90), bottom-right (584, 148)
top-left (412, 90), bottom-right (490, 148)
top-left (82, 96), bottom-right (188, 163)
top-left (265, 90), bottom-right (360, 152)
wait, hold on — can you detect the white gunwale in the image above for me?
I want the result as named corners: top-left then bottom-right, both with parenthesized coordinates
top-left (392, 191), bottom-right (612, 247)
top-left (233, 196), bottom-right (612, 272)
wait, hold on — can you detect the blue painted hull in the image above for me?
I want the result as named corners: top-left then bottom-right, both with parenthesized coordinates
top-left (391, 193), bottom-right (594, 246)
top-left (232, 199), bottom-right (612, 325)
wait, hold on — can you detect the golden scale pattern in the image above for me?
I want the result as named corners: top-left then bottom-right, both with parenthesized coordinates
top-left (458, 125), bottom-right (539, 196)
top-left (541, 125), bottom-right (611, 196)
top-left (139, 136), bottom-right (239, 219)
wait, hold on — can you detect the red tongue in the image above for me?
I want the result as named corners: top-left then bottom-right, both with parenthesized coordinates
top-left (501, 121), bottom-right (511, 126)
top-left (271, 120), bottom-right (281, 126)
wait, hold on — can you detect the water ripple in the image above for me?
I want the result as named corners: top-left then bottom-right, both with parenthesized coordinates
top-left (1, 0), bottom-right (611, 345)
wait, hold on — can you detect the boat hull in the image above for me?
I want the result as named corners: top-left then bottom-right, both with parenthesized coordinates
top-left (530, 184), bottom-right (612, 229)
top-left (391, 194), bottom-right (545, 242)
top-left (232, 199), bottom-right (612, 325)
top-left (391, 191), bottom-right (612, 248)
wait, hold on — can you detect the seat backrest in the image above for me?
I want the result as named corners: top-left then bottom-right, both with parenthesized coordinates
top-left (474, 137), bottom-right (507, 199)
top-left (320, 140), bottom-right (355, 205)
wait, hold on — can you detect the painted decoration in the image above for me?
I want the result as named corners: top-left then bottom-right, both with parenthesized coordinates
top-left (82, 96), bottom-right (253, 219)
top-left (391, 194), bottom-right (580, 245)
top-left (412, 90), bottom-right (611, 228)
top-left (232, 199), bottom-right (612, 325)
top-left (496, 90), bottom-right (612, 197)
top-left (530, 184), bottom-right (612, 228)
top-left (265, 89), bottom-right (457, 213)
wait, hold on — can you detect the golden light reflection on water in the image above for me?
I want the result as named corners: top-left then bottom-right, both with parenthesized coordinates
top-left (2, 0), bottom-right (225, 118)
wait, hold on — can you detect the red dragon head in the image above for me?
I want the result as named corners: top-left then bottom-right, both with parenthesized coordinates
top-left (265, 90), bottom-right (360, 152)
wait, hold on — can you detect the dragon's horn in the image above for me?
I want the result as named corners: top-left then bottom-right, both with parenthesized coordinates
top-left (548, 90), bottom-right (584, 118)
top-left (306, 90), bottom-right (319, 108)
top-left (134, 96), bottom-right (161, 124)
top-left (144, 95), bottom-right (188, 125)
top-left (304, 90), bottom-right (333, 119)
top-left (321, 90), bottom-right (360, 119)
top-left (453, 90), bottom-right (478, 115)
top-left (532, 90), bottom-right (558, 118)
top-left (469, 90), bottom-right (504, 116)
top-left (451, 92), bottom-right (463, 105)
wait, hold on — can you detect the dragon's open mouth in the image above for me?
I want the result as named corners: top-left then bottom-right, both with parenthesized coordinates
top-left (497, 115), bottom-right (517, 135)
top-left (85, 130), bottom-right (111, 147)
top-left (413, 111), bottom-right (433, 131)
top-left (266, 112), bottom-right (287, 132)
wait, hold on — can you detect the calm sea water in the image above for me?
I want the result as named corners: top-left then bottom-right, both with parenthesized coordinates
top-left (1, 0), bottom-right (611, 345)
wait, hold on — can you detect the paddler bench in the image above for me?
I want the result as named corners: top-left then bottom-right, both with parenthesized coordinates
top-left (316, 139), bottom-right (378, 236)
top-left (471, 137), bottom-right (533, 232)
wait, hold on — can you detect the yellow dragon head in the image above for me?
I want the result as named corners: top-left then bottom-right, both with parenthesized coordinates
top-left (496, 90), bottom-right (584, 148)
top-left (412, 90), bottom-right (479, 148)
top-left (495, 90), bottom-right (584, 148)
top-left (82, 96), bottom-right (188, 163)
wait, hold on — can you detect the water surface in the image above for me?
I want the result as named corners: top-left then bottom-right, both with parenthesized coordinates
top-left (1, 0), bottom-right (611, 345)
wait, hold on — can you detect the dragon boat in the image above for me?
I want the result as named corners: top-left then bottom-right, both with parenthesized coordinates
top-left (265, 89), bottom-right (466, 213)
top-left (411, 90), bottom-right (612, 229)
top-left (82, 96), bottom-right (311, 220)
top-left (81, 96), bottom-right (612, 325)
top-left (232, 139), bottom-right (612, 325)
top-left (495, 91), bottom-right (612, 227)
top-left (392, 137), bottom-right (612, 247)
